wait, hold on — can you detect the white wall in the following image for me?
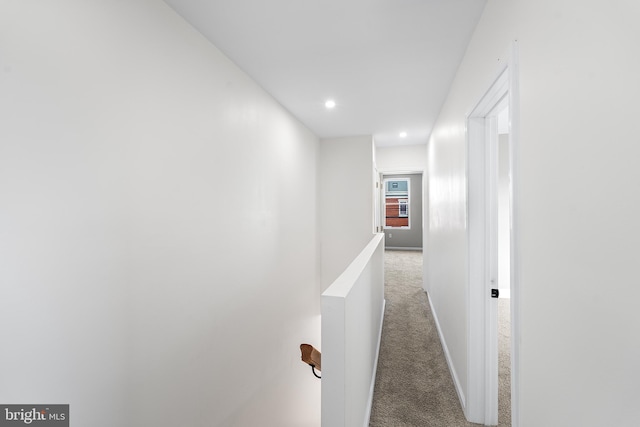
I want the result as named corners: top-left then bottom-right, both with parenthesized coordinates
top-left (375, 144), bottom-right (427, 173)
top-left (427, 1), bottom-right (640, 426)
top-left (320, 136), bottom-right (375, 291)
top-left (0, 2), bottom-right (321, 426)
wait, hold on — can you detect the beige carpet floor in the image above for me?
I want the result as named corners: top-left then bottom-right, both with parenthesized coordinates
top-left (498, 298), bottom-right (511, 427)
top-left (369, 250), bottom-right (511, 426)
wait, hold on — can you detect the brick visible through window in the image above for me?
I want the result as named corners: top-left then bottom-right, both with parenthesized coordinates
top-left (384, 179), bottom-right (410, 228)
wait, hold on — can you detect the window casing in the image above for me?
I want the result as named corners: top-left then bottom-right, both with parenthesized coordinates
top-left (383, 178), bottom-right (410, 229)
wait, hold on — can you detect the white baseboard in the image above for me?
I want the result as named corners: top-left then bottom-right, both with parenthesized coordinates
top-left (364, 299), bottom-right (386, 427)
top-left (385, 246), bottom-right (423, 251)
top-left (426, 292), bottom-right (466, 409)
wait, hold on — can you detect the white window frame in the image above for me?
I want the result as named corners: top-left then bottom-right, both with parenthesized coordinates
top-left (383, 178), bottom-right (411, 229)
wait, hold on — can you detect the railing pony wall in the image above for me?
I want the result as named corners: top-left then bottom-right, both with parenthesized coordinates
top-left (321, 233), bottom-right (385, 427)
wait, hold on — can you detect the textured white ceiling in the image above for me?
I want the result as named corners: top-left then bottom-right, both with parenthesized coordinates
top-left (162, 0), bottom-right (487, 147)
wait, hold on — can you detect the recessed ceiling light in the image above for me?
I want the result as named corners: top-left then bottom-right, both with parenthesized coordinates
top-left (399, 131), bottom-right (408, 138)
top-left (325, 99), bottom-right (336, 109)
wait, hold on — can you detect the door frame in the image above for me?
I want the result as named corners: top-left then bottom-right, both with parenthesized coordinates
top-left (378, 168), bottom-right (427, 287)
top-left (466, 42), bottom-right (520, 426)
top-left (378, 169), bottom-right (425, 232)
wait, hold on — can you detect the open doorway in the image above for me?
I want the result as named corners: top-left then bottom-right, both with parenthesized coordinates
top-left (466, 42), bottom-right (520, 427)
top-left (381, 173), bottom-right (423, 250)
top-left (496, 106), bottom-right (511, 427)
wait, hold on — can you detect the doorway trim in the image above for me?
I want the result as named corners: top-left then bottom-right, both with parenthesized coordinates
top-left (466, 41), bottom-right (520, 426)
top-left (379, 170), bottom-right (425, 239)
top-left (378, 167), bottom-right (427, 288)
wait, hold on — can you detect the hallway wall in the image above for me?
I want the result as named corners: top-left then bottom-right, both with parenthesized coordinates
top-left (426, 1), bottom-right (640, 426)
top-left (0, 1), bottom-right (320, 426)
top-left (376, 144), bottom-right (427, 173)
top-left (319, 136), bottom-right (375, 291)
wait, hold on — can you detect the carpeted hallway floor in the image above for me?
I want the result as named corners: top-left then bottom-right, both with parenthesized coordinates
top-left (369, 250), bottom-right (511, 426)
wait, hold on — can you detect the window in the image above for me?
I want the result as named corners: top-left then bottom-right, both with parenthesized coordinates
top-left (384, 178), bottom-right (410, 228)
top-left (398, 199), bottom-right (408, 217)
